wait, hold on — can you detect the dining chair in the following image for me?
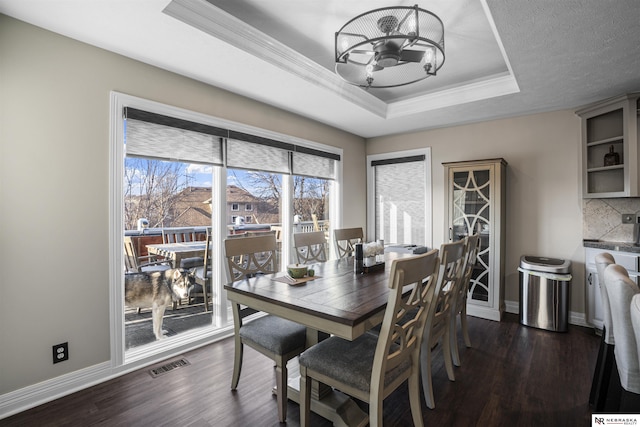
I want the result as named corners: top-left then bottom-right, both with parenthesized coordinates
top-left (123, 236), bottom-right (171, 274)
top-left (604, 264), bottom-right (640, 411)
top-left (162, 227), bottom-right (196, 244)
top-left (293, 231), bottom-right (328, 264)
top-left (449, 234), bottom-right (480, 367)
top-left (299, 249), bottom-right (440, 427)
top-left (334, 227), bottom-right (363, 259)
top-left (189, 232), bottom-right (213, 311)
top-left (224, 233), bottom-right (307, 423)
top-left (590, 252), bottom-right (616, 410)
top-left (421, 238), bottom-right (466, 409)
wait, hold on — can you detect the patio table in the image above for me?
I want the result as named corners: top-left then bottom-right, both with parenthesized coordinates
top-left (146, 241), bottom-right (209, 268)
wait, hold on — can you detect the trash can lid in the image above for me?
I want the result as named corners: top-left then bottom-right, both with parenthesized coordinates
top-left (520, 255), bottom-right (571, 274)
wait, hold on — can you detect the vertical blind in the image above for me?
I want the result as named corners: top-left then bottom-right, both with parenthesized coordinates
top-left (124, 107), bottom-right (340, 179)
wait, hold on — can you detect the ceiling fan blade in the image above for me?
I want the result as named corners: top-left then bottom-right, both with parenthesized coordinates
top-left (399, 49), bottom-right (425, 63)
top-left (350, 49), bottom-right (374, 56)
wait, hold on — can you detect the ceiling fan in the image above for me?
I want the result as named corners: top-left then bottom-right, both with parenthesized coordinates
top-left (335, 5), bottom-right (445, 88)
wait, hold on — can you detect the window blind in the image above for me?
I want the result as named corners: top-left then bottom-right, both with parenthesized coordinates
top-left (124, 107), bottom-right (340, 177)
top-left (374, 157), bottom-right (426, 245)
top-left (124, 108), bottom-right (224, 165)
top-left (292, 151), bottom-right (335, 179)
top-left (226, 139), bottom-right (290, 174)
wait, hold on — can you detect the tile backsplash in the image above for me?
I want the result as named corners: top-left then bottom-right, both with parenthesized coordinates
top-left (583, 198), bottom-right (640, 242)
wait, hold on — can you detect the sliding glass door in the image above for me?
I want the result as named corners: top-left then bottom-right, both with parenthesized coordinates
top-left (112, 92), bottom-right (342, 362)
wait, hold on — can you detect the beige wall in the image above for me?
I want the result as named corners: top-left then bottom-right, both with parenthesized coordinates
top-left (367, 110), bottom-right (585, 313)
top-left (0, 15), bottom-right (365, 396)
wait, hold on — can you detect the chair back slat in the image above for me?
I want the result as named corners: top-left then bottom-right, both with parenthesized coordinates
top-left (334, 227), bottom-right (364, 259)
top-left (294, 231), bottom-right (328, 264)
top-left (163, 227), bottom-right (196, 244)
top-left (124, 236), bottom-right (139, 272)
top-left (224, 234), bottom-right (278, 283)
top-left (455, 234), bottom-right (480, 311)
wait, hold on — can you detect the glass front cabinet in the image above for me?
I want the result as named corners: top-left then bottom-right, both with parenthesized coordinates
top-left (444, 158), bottom-right (507, 321)
top-left (576, 93), bottom-right (640, 198)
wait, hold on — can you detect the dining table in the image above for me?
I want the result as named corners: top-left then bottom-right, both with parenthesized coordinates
top-left (146, 241), bottom-right (209, 268)
top-left (224, 251), bottom-right (412, 427)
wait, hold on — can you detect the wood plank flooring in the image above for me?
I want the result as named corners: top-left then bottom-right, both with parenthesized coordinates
top-left (1, 314), bottom-right (599, 426)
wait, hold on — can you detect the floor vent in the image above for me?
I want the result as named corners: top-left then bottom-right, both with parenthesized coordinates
top-left (149, 358), bottom-right (190, 378)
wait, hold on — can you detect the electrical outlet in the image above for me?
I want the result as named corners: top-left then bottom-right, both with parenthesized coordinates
top-left (52, 342), bottom-right (68, 364)
top-left (622, 213), bottom-right (636, 224)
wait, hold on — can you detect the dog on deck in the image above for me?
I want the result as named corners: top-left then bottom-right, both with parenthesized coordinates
top-left (125, 269), bottom-right (193, 340)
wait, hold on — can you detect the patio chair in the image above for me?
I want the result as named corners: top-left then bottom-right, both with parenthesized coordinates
top-left (299, 249), bottom-right (440, 427)
top-left (124, 236), bottom-right (171, 274)
top-left (189, 232), bottom-right (213, 312)
top-left (334, 227), bottom-right (363, 259)
top-left (293, 231), bottom-right (328, 264)
top-left (421, 238), bottom-right (465, 409)
top-left (449, 234), bottom-right (480, 367)
top-left (224, 234), bottom-right (307, 423)
top-left (162, 227), bottom-right (196, 244)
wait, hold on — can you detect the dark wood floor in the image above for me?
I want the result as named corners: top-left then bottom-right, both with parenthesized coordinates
top-left (1, 314), bottom-right (599, 427)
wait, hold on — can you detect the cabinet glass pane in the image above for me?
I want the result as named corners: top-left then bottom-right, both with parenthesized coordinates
top-left (453, 169), bottom-right (490, 303)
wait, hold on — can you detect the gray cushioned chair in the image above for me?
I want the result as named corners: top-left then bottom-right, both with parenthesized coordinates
top-left (421, 239), bottom-right (465, 409)
top-left (604, 264), bottom-right (640, 412)
top-left (299, 249), bottom-right (440, 427)
top-left (224, 234), bottom-right (307, 423)
top-left (590, 252), bottom-right (616, 410)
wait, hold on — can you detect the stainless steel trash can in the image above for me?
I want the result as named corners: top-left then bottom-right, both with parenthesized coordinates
top-left (519, 256), bottom-right (572, 332)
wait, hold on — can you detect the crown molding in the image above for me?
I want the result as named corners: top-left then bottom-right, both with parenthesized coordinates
top-left (386, 73), bottom-right (520, 118)
top-left (163, 0), bottom-right (387, 118)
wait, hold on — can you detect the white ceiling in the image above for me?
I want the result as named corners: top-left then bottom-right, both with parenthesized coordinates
top-left (1, 0), bottom-right (640, 138)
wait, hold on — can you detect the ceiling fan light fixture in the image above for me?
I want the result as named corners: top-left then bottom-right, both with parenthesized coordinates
top-left (335, 4), bottom-right (445, 89)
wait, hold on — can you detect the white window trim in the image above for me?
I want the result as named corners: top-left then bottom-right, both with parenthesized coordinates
top-left (366, 148), bottom-right (432, 249)
top-left (109, 91), bottom-right (342, 368)
top-left (231, 203), bottom-right (239, 211)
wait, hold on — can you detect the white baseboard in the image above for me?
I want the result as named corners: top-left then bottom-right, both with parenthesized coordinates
top-left (0, 327), bottom-right (235, 420)
top-left (0, 362), bottom-right (112, 420)
top-left (504, 299), bottom-right (592, 329)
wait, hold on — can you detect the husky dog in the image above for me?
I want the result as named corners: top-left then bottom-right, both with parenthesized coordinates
top-left (125, 269), bottom-right (192, 340)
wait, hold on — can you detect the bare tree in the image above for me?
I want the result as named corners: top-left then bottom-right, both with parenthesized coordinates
top-left (123, 158), bottom-right (186, 230)
top-left (229, 169), bottom-right (329, 223)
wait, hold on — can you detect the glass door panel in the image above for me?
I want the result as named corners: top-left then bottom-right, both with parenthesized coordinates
top-left (452, 169), bottom-right (491, 304)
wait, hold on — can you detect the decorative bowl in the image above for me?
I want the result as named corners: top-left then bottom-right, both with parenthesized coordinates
top-left (287, 263), bottom-right (308, 279)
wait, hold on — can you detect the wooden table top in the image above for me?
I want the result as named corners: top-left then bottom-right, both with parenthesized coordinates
top-left (224, 252), bottom-right (411, 340)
